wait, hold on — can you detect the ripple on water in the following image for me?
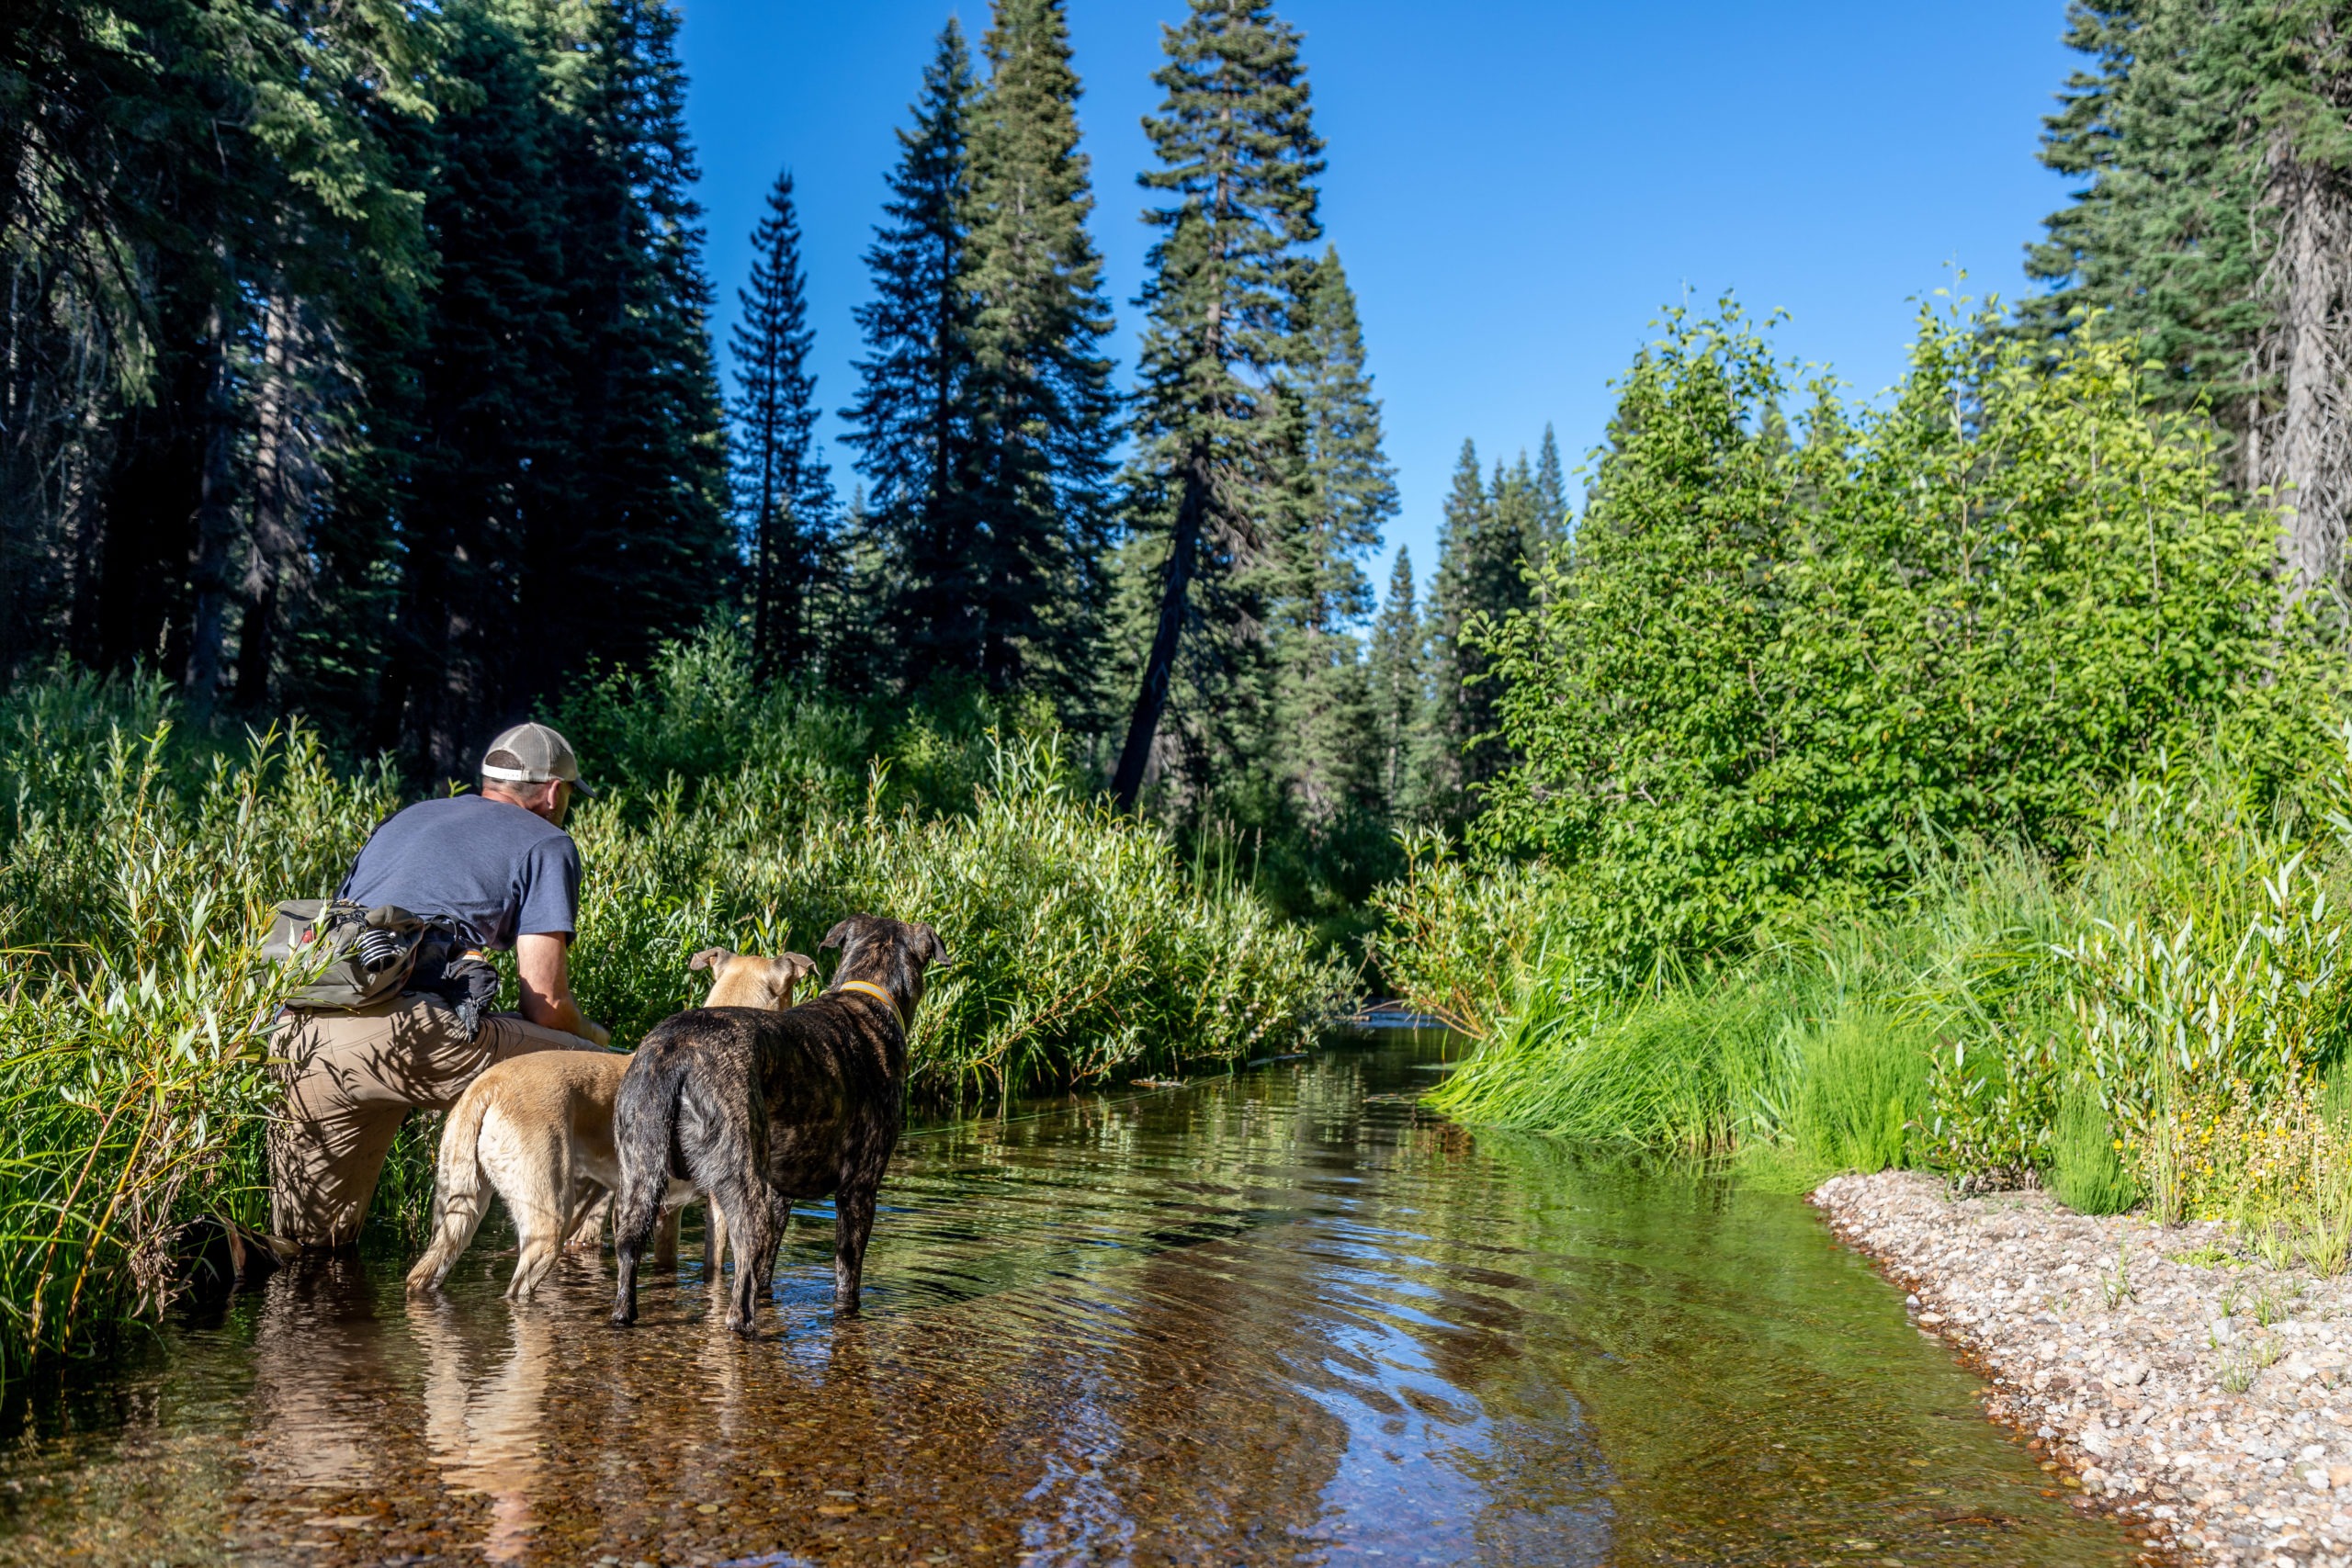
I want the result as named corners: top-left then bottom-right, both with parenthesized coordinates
top-left (0, 1034), bottom-right (2136, 1566)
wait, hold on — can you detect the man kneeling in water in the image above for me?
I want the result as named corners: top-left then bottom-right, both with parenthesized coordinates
top-left (271, 722), bottom-right (613, 1247)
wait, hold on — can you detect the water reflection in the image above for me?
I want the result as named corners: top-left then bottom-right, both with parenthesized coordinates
top-left (0, 1034), bottom-right (2135, 1567)
top-left (413, 1301), bottom-right (554, 1562)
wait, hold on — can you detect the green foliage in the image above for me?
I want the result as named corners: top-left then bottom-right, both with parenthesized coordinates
top-left (2050, 1084), bottom-right (2140, 1216)
top-left (1476, 298), bottom-right (2279, 978)
top-left (1364, 832), bottom-right (1563, 1033)
top-left (1425, 964), bottom-right (1795, 1156)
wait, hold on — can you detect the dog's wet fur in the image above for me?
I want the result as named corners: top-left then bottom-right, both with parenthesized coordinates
top-left (608, 914), bottom-right (947, 1335)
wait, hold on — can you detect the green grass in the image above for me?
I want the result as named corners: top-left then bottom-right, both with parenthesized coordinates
top-left (2048, 1086), bottom-right (2140, 1216)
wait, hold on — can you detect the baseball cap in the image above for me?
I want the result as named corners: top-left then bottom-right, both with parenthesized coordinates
top-left (481, 721), bottom-right (595, 796)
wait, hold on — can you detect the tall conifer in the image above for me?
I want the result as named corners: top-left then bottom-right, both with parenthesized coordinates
top-left (1367, 547), bottom-right (1427, 819)
top-left (842, 22), bottom-right (979, 691)
top-left (1269, 245), bottom-right (1393, 821)
top-left (732, 167), bottom-right (833, 677)
top-left (1533, 423), bottom-right (1569, 562)
top-left (516, 0), bottom-right (729, 710)
top-left (963, 0), bottom-right (1118, 702)
top-left (1110, 0), bottom-right (1325, 810)
top-left (1427, 438), bottom-right (1532, 818)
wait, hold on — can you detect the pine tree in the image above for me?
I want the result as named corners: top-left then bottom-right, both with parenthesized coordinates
top-left (962, 0), bottom-right (1118, 703)
top-left (379, 0), bottom-right (577, 770)
top-left (519, 0), bottom-right (730, 707)
top-left (732, 167), bottom-right (833, 678)
top-left (1367, 547), bottom-right (1427, 819)
top-left (1110, 0), bottom-right (1326, 810)
top-left (1532, 423), bottom-right (1569, 563)
top-left (842, 21), bottom-right (979, 692)
top-left (1266, 245), bottom-right (1393, 822)
top-left (2024, 0), bottom-right (2352, 593)
top-left (1426, 438), bottom-right (1532, 818)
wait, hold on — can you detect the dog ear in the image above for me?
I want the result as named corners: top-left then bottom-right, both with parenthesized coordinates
top-left (772, 952), bottom-right (817, 1004)
top-left (916, 922), bottom-right (949, 967)
top-left (688, 946), bottom-right (733, 974)
top-left (819, 919), bottom-right (857, 953)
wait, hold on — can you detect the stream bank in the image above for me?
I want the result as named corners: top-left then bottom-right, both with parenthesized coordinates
top-left (1815, 1170), bottom-right (2352, 1568)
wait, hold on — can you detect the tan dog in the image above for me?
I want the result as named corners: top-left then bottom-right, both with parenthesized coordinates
top-left (404, 949), bottom-right (815, 1298)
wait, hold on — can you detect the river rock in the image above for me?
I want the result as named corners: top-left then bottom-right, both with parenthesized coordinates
top-left (1813, 1170), bottom-right (2352, 1568)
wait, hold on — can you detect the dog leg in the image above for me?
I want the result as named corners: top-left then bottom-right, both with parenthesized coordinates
top-left (833, 1186), bottom-right (876, 1313)
top-left (653, 1204), bottom-right (680, 1271)
top-left (707, 1199), bottom-right (728, 1276)
top-left (609, 1169), bottom-right (669, 1327)
top-left (564, 1184), bottom-right (609, 1252)
top-left (712, 1181), bottom-right (770, 1337)
top-left (507, 1151), bottom-right (571, 1301)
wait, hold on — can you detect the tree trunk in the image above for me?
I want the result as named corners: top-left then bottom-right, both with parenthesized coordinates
top-left (1111, 443), bottom-right (1210, 810)
top-left (236, 293), bottom-right (305, 706)
top-left (183, 300), bottom-right (239, 705)
top-left (2268, 147), bottom-right (2350, 602)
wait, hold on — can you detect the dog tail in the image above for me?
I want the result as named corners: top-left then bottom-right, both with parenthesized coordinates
top-left (404, 1077), bottom-right (495, 1293)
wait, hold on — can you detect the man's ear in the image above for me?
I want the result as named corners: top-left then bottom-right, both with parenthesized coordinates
top-left (820, 919), bottom-right (857, 953)
top-left (688, 946), bottom-right (733, 974)
top-left (916, 922), bottom-right (949, 967)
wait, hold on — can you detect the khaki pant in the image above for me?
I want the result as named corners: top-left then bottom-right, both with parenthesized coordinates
top-left (270, 998), bottom-right (608, 1247)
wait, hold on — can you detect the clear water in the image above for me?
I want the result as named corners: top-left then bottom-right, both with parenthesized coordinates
top-left (0, 1033), bottom-right (2139, 1566)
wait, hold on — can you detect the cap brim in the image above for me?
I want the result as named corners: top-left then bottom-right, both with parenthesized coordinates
top-left (568, 777), bottom-right (596, 798)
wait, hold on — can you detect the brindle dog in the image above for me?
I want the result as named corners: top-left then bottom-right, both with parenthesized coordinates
top-left (607, 914), bottom-right (947, 1335)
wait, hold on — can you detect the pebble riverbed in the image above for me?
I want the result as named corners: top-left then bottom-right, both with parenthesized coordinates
top-left (1815, 1171), bottom-right (2352, 1568)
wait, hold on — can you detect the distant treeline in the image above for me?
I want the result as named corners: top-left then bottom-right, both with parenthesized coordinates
top-left (0, 0), bottom-right (1543, 885)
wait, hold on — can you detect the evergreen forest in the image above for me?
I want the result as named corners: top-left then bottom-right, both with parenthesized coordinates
top-left (22, 0), bottom-right (2352, 1376)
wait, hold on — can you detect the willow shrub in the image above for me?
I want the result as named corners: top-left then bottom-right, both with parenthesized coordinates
top-left (0, 663), bottom-right (1343, 1379)
top-left (568, 734), bottom-right (1349, 1102)
top-left (0, 672), bottom-right (397, 1382)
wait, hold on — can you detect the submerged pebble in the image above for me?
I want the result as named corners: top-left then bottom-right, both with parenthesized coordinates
top-left (1815, 1169), bottom-right (2352, 1568)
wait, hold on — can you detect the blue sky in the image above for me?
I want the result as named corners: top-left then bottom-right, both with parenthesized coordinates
top-left (675, 1), bottom-right (2082, 604)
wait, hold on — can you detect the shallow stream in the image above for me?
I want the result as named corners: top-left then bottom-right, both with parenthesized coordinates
top-left (0, 1032), bottom-right (2142, 1565)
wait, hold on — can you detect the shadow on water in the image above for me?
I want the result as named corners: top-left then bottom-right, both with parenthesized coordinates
top-left (0, 1032), bottom-right (2137, 1566)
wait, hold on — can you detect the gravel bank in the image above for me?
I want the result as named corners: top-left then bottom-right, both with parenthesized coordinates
top-left (1814, 1171), bottom-right (2352, 1568)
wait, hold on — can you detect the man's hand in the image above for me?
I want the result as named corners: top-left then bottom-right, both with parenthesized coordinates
top-left (517, 931), bottom-right (606, 1044)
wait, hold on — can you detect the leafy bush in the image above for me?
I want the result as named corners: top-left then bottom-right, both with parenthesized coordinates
top-left (1474, 298), bottom-right (2279, 978)
top-left (1363, 831), bottom-right (1564, 1036)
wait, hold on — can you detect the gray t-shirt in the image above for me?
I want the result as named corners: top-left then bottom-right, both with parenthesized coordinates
top-left (339, 794), bottom-right (581, 950)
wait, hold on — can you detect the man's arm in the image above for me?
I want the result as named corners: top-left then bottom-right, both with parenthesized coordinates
top-left (516, 932), bottom-right (610, 1045)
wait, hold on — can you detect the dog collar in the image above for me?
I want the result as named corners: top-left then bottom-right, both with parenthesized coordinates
top-left (834, 980), bottom-right (904, 1030)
